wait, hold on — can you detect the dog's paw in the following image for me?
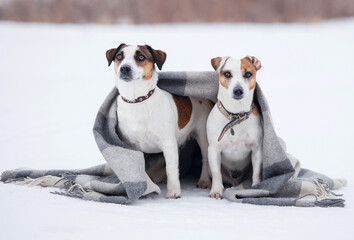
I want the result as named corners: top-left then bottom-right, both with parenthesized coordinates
top-left (197, 178), bottom-right (212, 189)
top-left (166, 189), bottom-right (181, 199)
top-left (208, 190), bottom-right (223, 199)
top-left (208, 186), bottom-right (224, 199)
top-left (166, 185), bottom-right (181, 199)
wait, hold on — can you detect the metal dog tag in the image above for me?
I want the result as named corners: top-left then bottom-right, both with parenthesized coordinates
top-left (230, 128), bottom-right (234, 135)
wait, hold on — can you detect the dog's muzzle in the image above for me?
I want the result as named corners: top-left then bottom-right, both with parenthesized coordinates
top-left (120, 64), bottom-right (132, 81)
top-left (233, 87), bottom-right (244, 100)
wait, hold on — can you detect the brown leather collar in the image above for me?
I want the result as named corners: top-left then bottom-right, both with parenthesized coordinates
top-left (121, 88), bottom-right (155, 103)
top-left (217, 100), bottom-right (255, 142)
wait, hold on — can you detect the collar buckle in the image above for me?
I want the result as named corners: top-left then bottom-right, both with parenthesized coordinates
top-left (217, 100), bottom-right (255, 142)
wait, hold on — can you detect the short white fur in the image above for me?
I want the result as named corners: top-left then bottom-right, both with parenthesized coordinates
top-left (207, 56), bottom-right (263, 199)
top-left (112, 45), bottom-right (212, 198)
top-left (217, 58), bottom-right (254, 113)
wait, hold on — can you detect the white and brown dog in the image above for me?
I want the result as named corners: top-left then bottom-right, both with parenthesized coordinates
top-left (106, 44), bottom-right (212, 198)
top-left (207, 56), bottom-right (263, 199)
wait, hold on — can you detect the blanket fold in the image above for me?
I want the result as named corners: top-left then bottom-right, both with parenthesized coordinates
top-left (0, 71), bottom-right (346, 207)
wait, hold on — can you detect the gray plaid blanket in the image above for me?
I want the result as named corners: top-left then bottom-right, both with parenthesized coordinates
top-left (0, 72), bottom-right (346, 207)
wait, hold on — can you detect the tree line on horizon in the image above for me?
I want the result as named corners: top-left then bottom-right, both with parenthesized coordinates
top-left (1, 0), bottom-right (354, 24)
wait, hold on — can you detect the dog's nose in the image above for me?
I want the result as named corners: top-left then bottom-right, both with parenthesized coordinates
top-left (120, 65), bottom-right (131, 74)
top-left (233, 87), bottom-right (244, 99)
top-left (120, 64), bottom-right (132, 80)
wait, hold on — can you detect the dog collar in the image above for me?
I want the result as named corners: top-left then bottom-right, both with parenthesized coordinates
top-left (217, 100), bottom-right (255, 142)
top-left (121, 88), bottom-right (156, 103)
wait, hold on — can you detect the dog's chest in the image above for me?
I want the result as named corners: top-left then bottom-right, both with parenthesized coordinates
top-left (119, 113), bottom-right (160, 152)
top-left (208, 106), bottom-right (263, 170)
top-left (117, 93), bottom-right (177, 153)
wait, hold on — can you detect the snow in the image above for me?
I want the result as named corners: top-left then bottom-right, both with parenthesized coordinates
top-left (0, 19), bottom-right (354, 239)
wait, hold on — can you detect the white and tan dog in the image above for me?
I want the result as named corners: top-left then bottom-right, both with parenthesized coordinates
top-left (207, 56), bottom-right (263, 199)
top-left (106, 44), bottom-right (212, 198)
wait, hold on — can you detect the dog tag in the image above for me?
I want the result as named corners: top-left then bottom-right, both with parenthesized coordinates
top-left (230, 128), bottom-right (234, 135)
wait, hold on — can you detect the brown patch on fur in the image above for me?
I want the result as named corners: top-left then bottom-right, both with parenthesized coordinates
top-left (114, 61), bottom-right (120, 74)
top-left (241, 58), bottom-right (257, 90)
top-left (198, 100), bottom-right (202, 104)
top-left (245, 56), bottom-right (262, 70)
top-left (136, 46), bottom-right (156, 80)
top-left (106, 48), bottom-right (117, 66)
top-left (252, 105), bottom-right (259, 116)
top-left (106, 43), bottom-right (127, 67)
top-left (172, 95), bottom-right (193, 129)
top-left (141, 62), bottom-right (154, 80)
top-left (219, 70), bottom-right (231, 89)
top-left (144, 45), bottom-right (167, 70)
top-left (211, 57), bottom-right (222, 71)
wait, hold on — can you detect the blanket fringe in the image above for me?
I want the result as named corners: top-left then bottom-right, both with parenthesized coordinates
top-left (315, 178), bottom-right (343, 199)
top-left (51, 173), bottom-right (92, 198)
top-left (51, 183), bottom-right (88, 198)
top-left (314, 178), bottom-right (345, 207)
top-left (2, 172), bottom-right (88, 197)
top-left (55, 173), bottom-right (77, 189)
top-left (51, 190), bottom-right (85, 199)
top-left (4, 176), bottom-right (63, 187)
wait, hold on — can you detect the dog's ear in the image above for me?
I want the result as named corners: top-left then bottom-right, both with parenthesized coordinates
top-left (106, 43), bottom-right (127, 67)
top-left (145, 45), bottom-right (167, 70)
top-left (245, 56), bottom-right (262, 71)
top-left (211, 57), bottom-right (229, 71)
top-left (211, 57), bottom-right (222, 71)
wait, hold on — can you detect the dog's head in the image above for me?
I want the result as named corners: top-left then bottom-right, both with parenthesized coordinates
top-left (211, 56), bottom-right (261, 100)
top-left (106, 44), bottom-right (167, 81)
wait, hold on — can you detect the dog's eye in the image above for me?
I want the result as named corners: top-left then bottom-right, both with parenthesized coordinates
top-left (244, 72), bottom-right (253, 78)
top-left (116, 54), bottom-right (123, 60)
top-left (224, 72), bottom-right (232, 78)
top-left (138, 54), bottom-right (145, 61)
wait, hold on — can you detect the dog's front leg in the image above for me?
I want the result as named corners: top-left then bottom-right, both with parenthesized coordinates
top-left (208, 146), bottom-right (224, 199)
top-left (251, 145), bottom-right (263, 186)
top-left (163, 141), bottom-right (181, 199)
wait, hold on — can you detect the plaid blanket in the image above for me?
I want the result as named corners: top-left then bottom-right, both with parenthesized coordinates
top-left (0, 71), bottom-right (346, 207)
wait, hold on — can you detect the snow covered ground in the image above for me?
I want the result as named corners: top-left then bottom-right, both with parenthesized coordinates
top-left (1, 19), bottom-right (354, 239)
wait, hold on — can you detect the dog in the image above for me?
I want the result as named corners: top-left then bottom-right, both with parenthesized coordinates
top-left (105, 44), bottom-right (212, 198)
top-left (207, 56), bottom-right (263, 199)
